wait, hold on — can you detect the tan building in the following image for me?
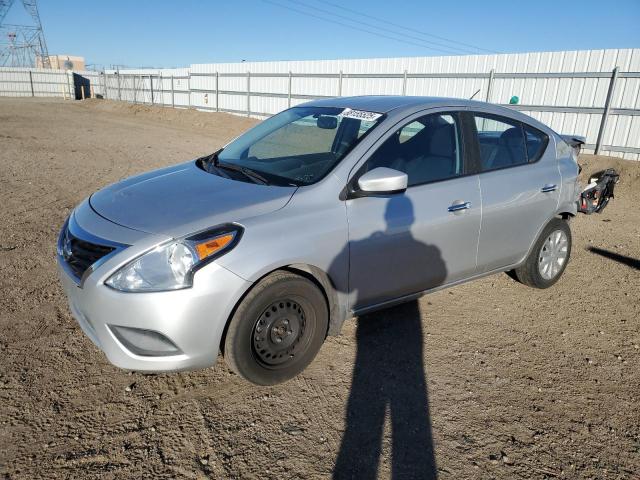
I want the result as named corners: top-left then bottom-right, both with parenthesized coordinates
top-left (36, 55), bottom-right (85, 71)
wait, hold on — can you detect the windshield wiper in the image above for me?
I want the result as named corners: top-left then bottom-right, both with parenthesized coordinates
top-left (217, 161), bottom-right (270, 185)
top-left (205, 149), bottom-right (222, 170)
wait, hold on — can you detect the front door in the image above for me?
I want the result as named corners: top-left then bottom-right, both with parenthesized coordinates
top-left (346, 111), bottom-right (481, 310)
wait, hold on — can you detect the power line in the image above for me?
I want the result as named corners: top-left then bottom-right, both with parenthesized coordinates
top-left (285, 0), bottom-right (480, 55)
top-left (262, 0), bottom-right (470, 56)
top-left (320, 0), bottom-right (498, 54)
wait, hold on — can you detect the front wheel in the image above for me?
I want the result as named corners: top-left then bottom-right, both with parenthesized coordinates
top-left (223, 271), bottom-right (328, 385)
top-left (512, 218), bottom-right (572, 289)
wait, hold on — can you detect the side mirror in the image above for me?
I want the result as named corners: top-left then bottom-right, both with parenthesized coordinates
top-left (357, 167), bottom-right (408, 195)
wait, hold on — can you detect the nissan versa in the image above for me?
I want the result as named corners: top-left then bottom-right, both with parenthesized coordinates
top-left (57, 96), bottom-right (581, 385)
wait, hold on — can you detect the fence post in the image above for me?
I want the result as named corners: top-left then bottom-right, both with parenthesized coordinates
top-left (117, 68), bottom-right (121, 101)
top-left (485, 69), bottom-right (495, 102)
top-left (402, 70), bottom-right (407, 95)
top-left (188, 74), bottom-right (191, 108)
top-left (132, 76), bottom-right (137, 103)
top-left (215, 71), bottom-right (219, 112)
top-left (116, 68), bottom-right (121, 101)
top-left (28, 71), bottom-right (34, 97)
top-left (171, 76), bottom-right (175, 108)
top-left (103, 72), bottom-right (108, 99)
top-left (288, 71), bottom-right (292, 107)
top-left (66, 72), bottom-right (72, 100)
top-left (338, 70), bottom-right (343, 97)
top-left (595, 67), bottom-right (619, 155)
top-left (246, 71), bottom-right (251, 117)
top-left (150, 74), bottom-right (154, 105)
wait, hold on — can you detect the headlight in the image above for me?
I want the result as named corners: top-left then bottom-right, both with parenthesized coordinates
top-left (105, 225), bottom-right (242, 292)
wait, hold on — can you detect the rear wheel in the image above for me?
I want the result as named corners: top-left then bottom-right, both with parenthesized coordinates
top-left (512, 218), bottom-right (572, 289)
top-left (223, 271), bottom-right (328, 385)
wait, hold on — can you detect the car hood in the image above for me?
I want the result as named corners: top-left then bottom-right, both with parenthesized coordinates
top-left (89, 161), bottom-right (297, 238)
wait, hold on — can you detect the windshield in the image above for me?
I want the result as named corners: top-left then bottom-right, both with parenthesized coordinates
top-left (214, 106), bottom-right (384, 186)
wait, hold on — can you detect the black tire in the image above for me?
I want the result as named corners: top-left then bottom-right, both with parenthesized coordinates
top-left (223, 271), bottom-right (328, 386)
top-left (512, 218), bottom-right (572, 289)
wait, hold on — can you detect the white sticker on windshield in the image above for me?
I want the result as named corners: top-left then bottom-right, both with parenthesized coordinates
top-left (339, 108), bottom-right (382, 122)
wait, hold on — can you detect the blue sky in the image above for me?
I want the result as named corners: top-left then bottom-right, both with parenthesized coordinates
top-left (5, 0), bottom-right (640, 68)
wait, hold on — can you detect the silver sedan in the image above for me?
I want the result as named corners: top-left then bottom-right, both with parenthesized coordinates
top-left (57, 96), bottom-right (579, 385)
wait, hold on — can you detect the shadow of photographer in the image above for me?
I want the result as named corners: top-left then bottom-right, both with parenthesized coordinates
top-left (331, 195), bottom-right (445, 479)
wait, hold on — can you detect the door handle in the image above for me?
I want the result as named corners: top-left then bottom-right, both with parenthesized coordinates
top-left (448, 201), bottom-right (472, 212)
top-left (541, 184), bottom-right (557, 193)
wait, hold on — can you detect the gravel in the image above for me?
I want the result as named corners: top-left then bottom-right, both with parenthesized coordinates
top-left (1, 98), bottom-right (638, 479)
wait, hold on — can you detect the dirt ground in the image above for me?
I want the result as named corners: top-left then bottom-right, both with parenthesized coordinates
top-left (0, 98), bottom-right (639, 480)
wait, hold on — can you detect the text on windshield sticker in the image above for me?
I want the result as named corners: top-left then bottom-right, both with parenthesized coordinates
top-left (340, 108), bottom-right (383, 122)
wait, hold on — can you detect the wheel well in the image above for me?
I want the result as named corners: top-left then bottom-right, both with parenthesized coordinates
top-left (557, 212), bottom-right (574, 221)
top-left (219, 265), bottom-right (344, 355)
top-left (282, 264), bottom-right (346, 336)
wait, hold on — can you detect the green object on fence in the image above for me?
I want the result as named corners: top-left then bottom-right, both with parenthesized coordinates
top-left (509, 95), bottom-right (520, 105)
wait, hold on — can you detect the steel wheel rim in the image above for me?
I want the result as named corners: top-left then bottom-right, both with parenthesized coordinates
top-left (252, 299), bottom-right (310, 368)
top-left (538, 230), bottom-right (568, 280)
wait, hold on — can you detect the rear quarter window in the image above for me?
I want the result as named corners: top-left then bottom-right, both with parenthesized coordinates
top-left (523, 125), bottom-right (549, 163)
top-left (556, 138), bottom-right (573, 159)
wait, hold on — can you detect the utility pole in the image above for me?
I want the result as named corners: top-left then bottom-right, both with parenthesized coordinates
top-left (0, 0), bottom-right (51, 68)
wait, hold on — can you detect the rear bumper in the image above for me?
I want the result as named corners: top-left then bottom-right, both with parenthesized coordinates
top-left (57, 233), bottom-right (251, 373)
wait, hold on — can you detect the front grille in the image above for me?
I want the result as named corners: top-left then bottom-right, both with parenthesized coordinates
top-left (63, 230), bottom-right (115, 280)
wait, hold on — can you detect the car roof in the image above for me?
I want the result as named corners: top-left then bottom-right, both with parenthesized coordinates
top-left (301, 95), bottom-right (553, 134)
top-left (303, 95), bottom-right (485, 113)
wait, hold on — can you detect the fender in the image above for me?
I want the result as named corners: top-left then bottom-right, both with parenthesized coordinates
top-left (286, 263), bottom-right (351, 336)
top-left (516, 210), bottom-right (572, 269)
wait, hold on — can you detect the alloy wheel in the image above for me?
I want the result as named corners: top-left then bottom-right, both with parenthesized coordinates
top-left (538, 230), bottom-right (569, 280)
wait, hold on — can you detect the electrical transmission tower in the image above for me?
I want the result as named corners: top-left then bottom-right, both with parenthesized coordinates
top-left (0, 0), bottom-right (50, 68)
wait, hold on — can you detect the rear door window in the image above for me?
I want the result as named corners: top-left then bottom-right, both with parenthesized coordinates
top-left (473, 114), bottom-right (527, 171)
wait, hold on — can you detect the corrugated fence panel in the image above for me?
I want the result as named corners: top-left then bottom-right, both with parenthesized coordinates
top-left (101, 68), bottom-right (190, 107)
top-left (2, 49), bottom-right (639, 159)
top-left (0, 67), bottom-right (72, 98)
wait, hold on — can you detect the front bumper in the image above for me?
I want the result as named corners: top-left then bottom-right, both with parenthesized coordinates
top-left (57, 207), bottom-right (251, 372)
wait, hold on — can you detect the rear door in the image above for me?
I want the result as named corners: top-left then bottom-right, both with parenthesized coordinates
top-left (346, 110), bottom-right (481, 310)
top-left (470, 112), bottom-right (560, 272)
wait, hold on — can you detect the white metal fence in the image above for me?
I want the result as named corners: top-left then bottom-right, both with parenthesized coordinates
top-left (2, 49), bottom-right (639, 160)
top-left (0, 67), bottom-right (74, 98)
top-left (103, 67), bottom-right (190, 107)
top-left (0, 67), bottom-right (108, 99)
